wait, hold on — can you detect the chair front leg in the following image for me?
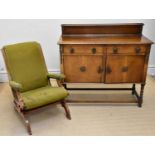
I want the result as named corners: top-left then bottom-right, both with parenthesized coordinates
top-left (60, 100), bottom-right (71, 120)
top-left (14, 103), bottom-right (32, 135)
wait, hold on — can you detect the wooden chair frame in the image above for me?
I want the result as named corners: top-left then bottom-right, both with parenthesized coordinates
top-left (1, 47), bottom-right (71, 135)
top-left (12, 78), bottom-right (71, 135)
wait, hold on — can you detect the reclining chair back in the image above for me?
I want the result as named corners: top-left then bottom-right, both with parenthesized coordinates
top-left (2, 42), bottom-right (48, 92)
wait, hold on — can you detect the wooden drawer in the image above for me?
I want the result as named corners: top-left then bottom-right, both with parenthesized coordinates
top-left (107, 45), bottom-right (148, 55)
top-left (63, 45), bottom-right (105, 55)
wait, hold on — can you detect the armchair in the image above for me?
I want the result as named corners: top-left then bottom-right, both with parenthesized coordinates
top-left (2, 42), bottom-right (71, 135)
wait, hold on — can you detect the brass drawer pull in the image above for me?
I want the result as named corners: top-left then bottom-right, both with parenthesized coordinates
top-left (135, 47), bottom-right (141, 54)
top-left (92, 48), bottom-right (96, 54)
top-left (70, 48), bottom-right (75, 54)
top-left (80, 66), bottom-right (86, 72)
top-left (106, 66), bottom-right (112, 74)
top-left (97, 66), bottom-right (104, 74)
top-left (113, 48), bottom-right (118, 54)
top-left (122, 66), bottom-right (128, 72)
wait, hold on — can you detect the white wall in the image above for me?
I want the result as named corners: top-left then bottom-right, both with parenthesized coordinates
top-left (0, 19), bottom-right (154, 82)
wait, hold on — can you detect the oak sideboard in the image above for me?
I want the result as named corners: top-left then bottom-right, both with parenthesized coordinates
top-left (58, 23), bottom-right (154, 107)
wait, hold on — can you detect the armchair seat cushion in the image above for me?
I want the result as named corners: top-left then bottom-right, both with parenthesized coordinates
top-left (21, 86), bottom-right (68, 110)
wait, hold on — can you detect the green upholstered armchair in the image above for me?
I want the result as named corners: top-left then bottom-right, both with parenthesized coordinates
top-left (2, 42), bottom-right (71, 135)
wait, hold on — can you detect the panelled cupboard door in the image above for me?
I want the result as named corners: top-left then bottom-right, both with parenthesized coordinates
top-left (63, 55), bottom-right (104, 83)
top-left (105, 55), bottom-right (146, 83)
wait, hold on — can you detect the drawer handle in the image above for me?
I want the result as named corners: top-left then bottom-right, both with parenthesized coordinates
top-left (106, 66), bottom-right (112, 74)
top-left (80, 66), bottom-right (86, 72)
top-left (113, 48), bottom-right (118, 54)
top-left (135, 47), bottom-right (141, 54)
top-left (97, 66), bottom-right (104, 74)
top-left (92, 48), bottom-right (96, 54)
top-left (122, 66), bottom-right (128, 72)
top-left (70, 48), bottom-right (75, 54)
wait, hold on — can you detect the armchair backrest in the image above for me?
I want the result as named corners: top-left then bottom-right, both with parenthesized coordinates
top-left (2, 42), bottom-right (48, 92)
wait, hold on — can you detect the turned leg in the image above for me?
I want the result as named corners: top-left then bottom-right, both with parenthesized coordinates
top-left (14, 105), bottom-right (32, 135)
top-left (132, 84), bottom-right (136, 95)
top-left (61, 100), bottom-right (71, 120)
top-left (138, 84), bottom-right (145, 108)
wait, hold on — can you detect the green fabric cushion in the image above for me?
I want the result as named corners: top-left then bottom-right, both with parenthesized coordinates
top-left (47, 73), bottom-right (65, 80)
top-left (9, 81), bottom-right (23, 91)
top-left (21, 86), bottom-right (69, 110)
top-left (3, 42), bottom-right (48, 92)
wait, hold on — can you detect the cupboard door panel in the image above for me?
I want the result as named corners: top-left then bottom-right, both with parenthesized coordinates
top-left (63, 55), bottom-right (104, 83)
top-left (105, 55), bottom-right (145, 83)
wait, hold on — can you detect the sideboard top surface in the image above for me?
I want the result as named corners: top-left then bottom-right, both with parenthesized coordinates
top-left (58, 23), bottom-right (153, 45)
top-left (58, 35), bottom-right (153, 45)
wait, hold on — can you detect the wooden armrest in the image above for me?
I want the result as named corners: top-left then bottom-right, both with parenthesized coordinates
top-left (47, 73), bottom-right (65, 80)
top-left (9, 81), bottom-right (22, 91)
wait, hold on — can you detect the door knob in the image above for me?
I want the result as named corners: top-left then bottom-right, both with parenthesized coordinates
top-left (122, 66), bottom-right (128, 72)
top-left (70, 48), bottom-right (75, 54)
top-left (113, 48), bottom-right (118, 54)
top-left (135, 47), bottom-right (141, 54)
top-left (80, 66), bottom-right (86, 72)
top-left (92, 48), bottom-right (96, 54)
top-left (97, 66), bottom-right (104, 74)
top-left (106, 66), bottom-right (112, 74)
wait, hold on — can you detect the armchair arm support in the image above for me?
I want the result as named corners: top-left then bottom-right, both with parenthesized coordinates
top-left (9, 81), bottom-right (23, 91)
top-left (10, 81), bottom-right (25, 109)
top-left (47, 73), bottom-right (65, 80)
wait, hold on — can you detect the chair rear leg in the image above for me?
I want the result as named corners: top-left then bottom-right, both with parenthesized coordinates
top-left (14, 105), bottom-right (32, 135)
top-left (61, 100), bottom-right (71, 120)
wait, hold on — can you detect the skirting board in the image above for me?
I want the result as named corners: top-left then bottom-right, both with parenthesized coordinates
top-left (148, 65), bottom-right (155, 76)
top-left (0, 67), bottom-right (155, 83)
